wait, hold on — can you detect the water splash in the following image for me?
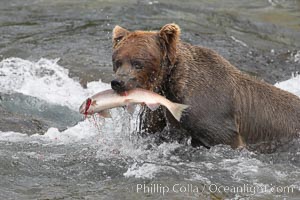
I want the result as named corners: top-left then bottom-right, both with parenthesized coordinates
top-left (275, 73), bottom-right (300, 96)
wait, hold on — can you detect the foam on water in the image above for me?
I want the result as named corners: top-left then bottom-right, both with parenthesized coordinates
top-left (124, 162), bottom-right (179, 179)
top-left (275, 73), bottom-right (300, 96)
top-left (0, 57), bottom-right (300, 185)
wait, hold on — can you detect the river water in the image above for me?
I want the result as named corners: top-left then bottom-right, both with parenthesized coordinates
top-left (0, 0), bottom-right (300, 199)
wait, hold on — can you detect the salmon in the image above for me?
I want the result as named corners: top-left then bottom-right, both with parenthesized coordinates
top-left (79, 88), bottom-right (189, 121)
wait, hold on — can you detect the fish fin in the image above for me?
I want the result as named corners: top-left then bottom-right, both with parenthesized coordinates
top-left (126, 104), bottom-right (136, 115)
top-left (168, 103), bottom-right (189, 121)
top-left (99, 110), bottom-right (112, 118)
top-left (124, 99), bottom-right (136, 115)
top-left (146, 103), bottom-right (160, 111)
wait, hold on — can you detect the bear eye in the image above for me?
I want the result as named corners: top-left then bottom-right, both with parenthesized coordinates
top-left (113, 60), bottom-right (122, 71)
top-left (132, 61), bottom-right (143, 70)
top-left (114, 36), bottom-right (123, 43)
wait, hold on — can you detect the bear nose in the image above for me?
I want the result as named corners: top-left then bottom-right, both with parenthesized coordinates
top-left (111, 79), bottom-right (125, 91)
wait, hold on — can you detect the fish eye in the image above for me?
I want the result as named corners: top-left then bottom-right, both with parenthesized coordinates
top-left (132, 60), bottom-right (143, 70)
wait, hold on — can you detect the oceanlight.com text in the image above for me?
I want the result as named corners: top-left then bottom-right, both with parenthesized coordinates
top-left (135, 183), bottom-right (297, 196)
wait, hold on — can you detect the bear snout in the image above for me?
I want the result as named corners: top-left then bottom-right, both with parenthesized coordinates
top-left (111, 78), bottom-right (139, 93)
top-left (111, 79), bottom-right (126, 92)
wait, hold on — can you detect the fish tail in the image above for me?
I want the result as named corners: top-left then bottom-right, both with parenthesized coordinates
top-left (169, 103), bottom-right (189, 121)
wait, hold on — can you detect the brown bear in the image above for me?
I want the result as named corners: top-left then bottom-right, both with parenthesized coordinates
top-left (110, 23), bottom-right (300, 152)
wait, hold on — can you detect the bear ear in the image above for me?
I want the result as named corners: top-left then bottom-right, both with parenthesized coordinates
top-left (112, 25), bottom-right (130, 48)
top-left (158, 23), bottom-right (180, 65)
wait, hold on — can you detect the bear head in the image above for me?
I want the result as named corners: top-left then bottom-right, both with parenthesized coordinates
top-left (111, 23), bottom-right (180, 93)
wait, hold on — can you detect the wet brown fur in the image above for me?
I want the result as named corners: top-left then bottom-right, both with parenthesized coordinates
top-left (111, 23), bottom-right (300, 152)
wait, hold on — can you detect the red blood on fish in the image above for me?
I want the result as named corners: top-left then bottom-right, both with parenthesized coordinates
top-left (84, 98), bottom-right (92, 117)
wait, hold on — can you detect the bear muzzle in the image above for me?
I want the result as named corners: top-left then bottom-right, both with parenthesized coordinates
top-left (111, 78), bottom-right (139, 93)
